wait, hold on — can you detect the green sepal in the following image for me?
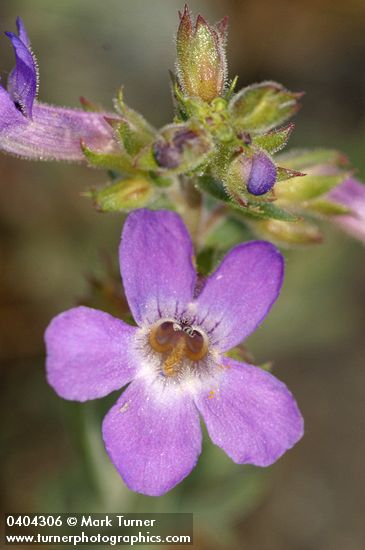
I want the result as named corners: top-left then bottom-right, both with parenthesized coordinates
top-left (134, 144), bottom-right (160, 172)
top-left (196, 246), bottom-right (217, 276)
top-left (227, 346), bottom-right (272, 372)
top-left (241, 200), bottom-right (299, 222)
top-left (224, 76), bottom-right (239, 102)
top-left (117, 122), bottom-right (146, 157)
top-left (107, 169), bottom-right (122, 181)
top-left (276, 166), bottom-right (306, 182)
top-left (92, 177), bottom-right (154, 212)
top-left (79, 96), bottom-right (102, 112)
top-left (276, 148), bottom-right (349, 170)
top-left (258, 361), bottom-right (274, 372)
top-left (197, 174), bottom-right (231, 202)
top-left (197, 175), bottom-right (298, 221)
top-left (230, 81), bottom-right (302, 133)
top-left (227, 344), bottom-right (254, 364)
top-left (148, 173), bottom-right (175, 188)
top-left (253, 218), bottom-right (323, 245)
top-left (305, 198), bottom-right (351, 216)
top-left (252, 123), bottom-right (294, 154)
top-left (81, 142), bottom-right (135, 174)
top-left (178, 95), bottom-right (211, 119)
top-left (170, 75), bottom-right (189, 121)
top-left (275, 173), bottom-right (349, 202)
top-left (113, 87), bottom-right (155, 146)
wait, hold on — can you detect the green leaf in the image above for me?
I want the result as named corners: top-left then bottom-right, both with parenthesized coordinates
top-left (81, 142), bottom-right (135, 174)
top-left (253, 123), bottom-right (294, 153)
top-left (230, 81), bottom-right (302, 133)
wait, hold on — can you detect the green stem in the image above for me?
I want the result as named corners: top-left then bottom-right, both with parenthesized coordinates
top-left (172, 176), bottom-right (203, 249)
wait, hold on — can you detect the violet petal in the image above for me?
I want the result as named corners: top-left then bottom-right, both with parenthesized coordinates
top-left (0, 91), bottom-right (118, 161)
top-left (16, 17), bottom-right (31, 47)
top-left (6, 29), bottom-right (38, 117)
top-left (102, 378), bottom-right (202, 496)
top-left (45, 306), bottom-right (137, 401)
top-left (120, 209), bottom-right (196, 325)
top-left (195, 241), bottom-right (284, 351)
top-left (195, 358), bottom-right (304, 466)
top-left (328, 178), bottom-right (365, 243)
top-left (0, 84), bottom-right (25, 128)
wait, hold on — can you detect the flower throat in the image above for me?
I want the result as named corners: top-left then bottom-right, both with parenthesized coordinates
top-left (149, 320), bottom-right (208, 377)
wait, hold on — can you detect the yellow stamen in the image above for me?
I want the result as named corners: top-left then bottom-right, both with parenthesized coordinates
top-left (163, 338), bottom-right (187, 377)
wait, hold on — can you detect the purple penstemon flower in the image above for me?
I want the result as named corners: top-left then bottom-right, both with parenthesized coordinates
top-left (45, 209), bottom-right (303, 496)
top-left (328, 178), bottom-right (365, 243)
top-left (0, 18), bottom-right (118, 162)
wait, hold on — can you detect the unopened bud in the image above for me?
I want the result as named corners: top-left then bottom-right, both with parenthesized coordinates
top-left (94, 177), bottom-right (153, 212)
top-left (230, 82), bottom-right (302, 133)
top-left (176, 5), bottom-right (227, 103)
top-left (225, 150), bottom-right (277, 201)
top-left (253, 219), bottom-right (322, 245)
top-left (275, 149), bottom-right (350, 203)
top-left (149, 122), bottom-right (213, 174)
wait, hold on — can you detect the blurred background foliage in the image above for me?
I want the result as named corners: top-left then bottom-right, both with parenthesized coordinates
top-left (0, 1), bottom-right (364, 549)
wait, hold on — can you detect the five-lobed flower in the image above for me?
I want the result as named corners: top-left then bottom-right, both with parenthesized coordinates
top-left (45, 209), bottom-right (304, 496)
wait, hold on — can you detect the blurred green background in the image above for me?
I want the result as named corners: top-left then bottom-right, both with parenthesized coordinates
top-left (1, 1), bottom-right (365, 549)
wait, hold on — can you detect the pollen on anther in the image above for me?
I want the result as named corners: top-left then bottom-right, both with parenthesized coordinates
top-left (119, 401), bottom-right (130, 413)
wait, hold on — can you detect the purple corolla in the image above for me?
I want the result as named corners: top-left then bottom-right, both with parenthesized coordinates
top-left (242, 150), bottom-right (277, 196)
top-left (1, 18), bottom-right (118, 162)
top-left (329, 178), bottom-right (365, 243)
top-left (45, 209), bottom-right (303, 496)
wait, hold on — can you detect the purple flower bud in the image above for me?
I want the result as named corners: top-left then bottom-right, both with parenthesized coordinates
top-left (153, 128), bottom-right (199, 169)
top-left (241, 151), bottom-right (277, 196)
top-left (150, 124), bottom-right (213, 173)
